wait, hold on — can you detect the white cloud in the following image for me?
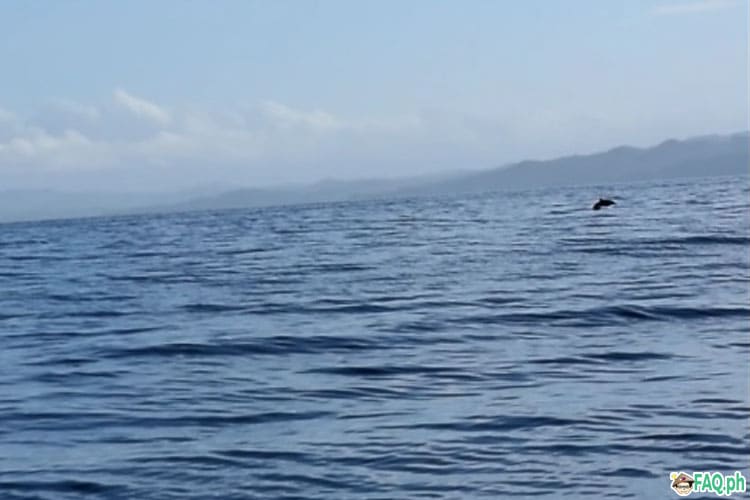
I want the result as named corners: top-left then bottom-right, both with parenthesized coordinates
top-left (0, 93), bottom-right (502, 189)
top-left (0, 127), bottom-right (113, 170)
top-left (259, 100), bottom-right (341, 131)
top-left (113, 88), bottom-right (171, 125)
top-left (0, 87), bottom-right (743, 191)
top-left (653, 0), bottom-right (739, 15)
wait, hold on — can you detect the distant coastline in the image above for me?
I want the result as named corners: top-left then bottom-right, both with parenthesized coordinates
top-left (2, 131), bottom-right (747, 224)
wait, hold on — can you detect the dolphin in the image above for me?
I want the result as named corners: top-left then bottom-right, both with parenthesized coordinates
top-left (592, 198), bottom-right (615, 210)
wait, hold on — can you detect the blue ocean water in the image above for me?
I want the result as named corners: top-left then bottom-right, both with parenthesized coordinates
top-left (1, 175), bottom-right (748, 499)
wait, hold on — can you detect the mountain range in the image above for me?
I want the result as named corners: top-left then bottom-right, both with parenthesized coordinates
top-left (1, 131), bottom-right (747, 223)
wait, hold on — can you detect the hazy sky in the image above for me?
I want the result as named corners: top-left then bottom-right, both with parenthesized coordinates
top-left (0, 0), bottom-right (747, 192)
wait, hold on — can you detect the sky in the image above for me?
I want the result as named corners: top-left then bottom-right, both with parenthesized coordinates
top-left (0, 0), bottom-right (747, 192)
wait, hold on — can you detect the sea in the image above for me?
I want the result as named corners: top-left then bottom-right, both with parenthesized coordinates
top-left (1, 175), bottom-right (748, 499)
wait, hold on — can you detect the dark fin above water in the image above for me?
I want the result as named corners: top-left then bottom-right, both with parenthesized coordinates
top-left (592, 198), bottom-right (616, 210)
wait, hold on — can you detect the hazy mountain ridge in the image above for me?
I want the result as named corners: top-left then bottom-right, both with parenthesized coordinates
top-left (171, 131), bottom-right (748, 212)
top-left (405, 131), bottom-right (748, 195)
top-left (1, 132), bottom-right (747, 222)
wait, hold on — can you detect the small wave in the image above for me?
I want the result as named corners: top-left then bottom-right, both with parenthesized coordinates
top-left (65, 310), bottom-right (132, 318)
top-left (256, 472), bottom-right (354, 490)
top-left (528, 353), bottom-right (673, 366)
top-left (392, 415), bottom-right (587, 432)
top-left (0, 238), bottom-right (48, 246)
top-left (126, 250), bottom-right (169, 258)
top-left (632, 432), bottom-right (743, 445)
top-left (217, 448), bottom-right (311, 463)
top-left (309, 263), bottom-right (375, 273)
top-left (244, 302), bottom-right (401, 315)
top-left (6, 254), bottom-right (67, 262)
top-left (656, 235), bottom-right (750, 246)
top-left (181, 303), bottom-right (247, 313)
top-left (133, 454), bottom-right (242, 468)
top-left (563, 234), bottom-right (750, 257)
top-left (100, 335), bottom-right (388, 359)
top-left (5, 410), bottom-right (332, 430)
top-left (586, 351), bottom-right (674, 362)
top-left (216, 246), bottom-right (278, 256)
top-left (600, 468), bottom-right (658, 478)
top-left (0, 312), bottom-right (30, 321)
top-left (105, 273), bottom-right (199, 284)
top-left (451, 304), bottom-right (750, 327)
top-left (529, 356), bottom-right (601, 365)
top-left (302, 364), bottom-right (466, 378)
top-left (0, 479), bottom-right (121, 495)
top-left (692, 397), bottom-right (742, 404)
top-left (45, 293), bottom-right (138, 303)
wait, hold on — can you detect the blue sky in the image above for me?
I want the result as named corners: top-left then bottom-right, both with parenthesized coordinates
top-left (0, 0), bottom-right (747, 191)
